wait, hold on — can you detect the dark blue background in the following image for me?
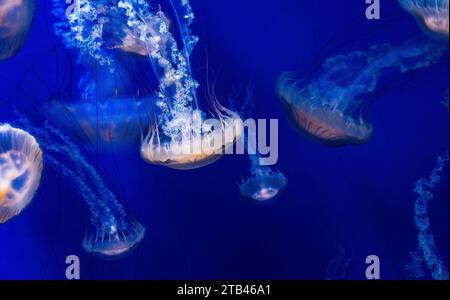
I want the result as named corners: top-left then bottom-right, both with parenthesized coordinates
top-left (0, 0), bottom-right (448, 279)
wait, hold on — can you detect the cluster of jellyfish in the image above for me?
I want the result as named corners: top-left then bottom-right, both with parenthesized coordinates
top-left (1, 0), bottom-right (267, 260)
top-left (51, 0), bottom-right (244, 167)
top-left (0, 111), bottom-right (146, 258)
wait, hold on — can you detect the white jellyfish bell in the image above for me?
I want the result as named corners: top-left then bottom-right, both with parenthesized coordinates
top-left (0, 124), bottom-right (43, 223)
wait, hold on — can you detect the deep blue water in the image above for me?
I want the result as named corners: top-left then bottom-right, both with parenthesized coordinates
top-left (0, 0), bottom-right (448, 280)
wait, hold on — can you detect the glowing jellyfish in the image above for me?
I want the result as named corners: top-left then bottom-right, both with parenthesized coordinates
top-left (238, 87), bottom-right (287, 201)
top-left (0, 0), bottom-right (35, 61)
top-left (53, 0), bottom-right (242, 164)
top-left (0, 124), bottom-right (42, 223)
top-left (240, 164), bottom-right (287, 201)
top-left (135, 0), bottom-right (243, 169)
top-left (88, 0), bottom-right (244, 169)
top-left (278, 39), bottom-right (445, 146)
top-left (14, 114), bottom-right (145, 258)
top-left (399, 0), bottom-right (449, 39)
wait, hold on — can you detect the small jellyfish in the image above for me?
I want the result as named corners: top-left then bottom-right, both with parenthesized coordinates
top-left (0, 123), bottom-right (42, 223)
top-left (278, 38), bottom-right (445, 146)
top-left (240, 164), bottom-right (287, 202)
top-left (237, 86), bottom-right (287, 201)
top-left (13, 114), bottom-right (145, 258)
top-left (0, 0), bottom-right (35, 60)
top-left (399, 0), bottom-right (449, 39)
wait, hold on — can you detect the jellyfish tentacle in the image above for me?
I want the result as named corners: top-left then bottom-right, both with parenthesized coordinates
top-left (12, 114), bottom-right (144, 259)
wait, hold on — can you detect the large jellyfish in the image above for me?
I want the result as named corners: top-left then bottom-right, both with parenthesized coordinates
top-left (52, 0), bottom-right (242, 166)
top-left (100, 0), bottom-right (243, 170)
top-left (13, 114), bottom-right (145, 258)
top-left (277, 38), bottom-right (446, 146)
top-left (399, 0), bottom-right (449, 39)
top-left (0, 123), bottom-right (42, 223)
top-left (0, 0), bottom-right (35, 61)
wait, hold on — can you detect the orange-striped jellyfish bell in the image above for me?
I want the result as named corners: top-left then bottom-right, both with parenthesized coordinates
top-left (0, 0), bottom-right (35, 60)
top-left (0, 123), bottom-right (42, 223)
top-left (141, 103), bottom-right (244, 170)
top-left (277, 39), bottom-right (445, 146)
top-left (277, 72), bottom-right (373, 146)
top-left (399, 0), bottom-right (449, 39)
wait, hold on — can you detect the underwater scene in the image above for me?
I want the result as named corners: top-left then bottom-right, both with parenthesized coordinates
top-left (0, 0), bottom-right (448, 280)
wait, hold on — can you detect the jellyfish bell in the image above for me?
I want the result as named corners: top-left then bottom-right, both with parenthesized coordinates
top-left (0, 0), bottom-right (35, 61)
top-left (240, 167), bottom-right (287, 202)
top-left (0, 123), bottom-right (42, 223)
top-left (277, 73), bottom-right (373, 146)
top-left (399, 0), bottom-right (449, 39)
top-left (141, 109), bottom-right (244, 170)
top-left (45, 97), bottom-right (154, 151)
top-left (106, 9), bottom-right (172, 57)
top-left (83, 219), bottom-right (145, 259)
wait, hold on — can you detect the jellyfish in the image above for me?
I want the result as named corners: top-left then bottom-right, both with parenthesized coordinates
top-left (277, 38), bottom-right (446, 146)
top-left (405, 151), bottom-right (449, 280)
top-left (0, 0), bottom-right (35, 61)
top-left (49, 0), bottom-right (158, 151)
top-left (240, 160), bottom-right (287, 202)
top-left (132, 0), bottom-right (243, 170)
top-left (399, 0), bottom-right (449, 39)
top-left (46, 26), bottom-right (155, 150)
top-left (53, 0), bottom-right (242, 166)
top-left (13, 114), bottom-right (145, 258)
top-left (238, 87), bottom-right (287, 201)
top-left (0, 123), bottom-right (42, 223)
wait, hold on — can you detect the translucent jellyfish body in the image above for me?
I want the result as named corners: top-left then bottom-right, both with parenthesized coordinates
top-left (46, 97), bottom-right (153, 151)
top-left (0, 124), bottom-right (42, 223)
top-left (82, 219), bottom-right (145, 258)
top-left (141, 109), bottom-right (244, 170)
top-left (400, 0), bottom-right (449, 39)
top-left (52, 0), bottom-right (175, 65)
top-left (14, 115), bottom-right (145, 258)
top-left (0, 0), bottom-right (35, 60)
top-left (278, 39), bottom-right (445, 146)
top-left (278, 73), bottom-right (373, 146)
top-left (240, 165), bottom-right (287, 201)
